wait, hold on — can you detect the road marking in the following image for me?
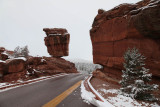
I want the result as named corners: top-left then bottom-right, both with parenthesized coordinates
top-left (43, 80), bottom-right (82, 107)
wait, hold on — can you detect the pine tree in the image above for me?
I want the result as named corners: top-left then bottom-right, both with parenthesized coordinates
top-left (21, 45), bottom-right (29, 58)
top-left (13, 45), bottom-right (29, 58)
top-left (120, 47), bottom-right (158, 101)
top-left (13, 46), bottom-right (21, 58)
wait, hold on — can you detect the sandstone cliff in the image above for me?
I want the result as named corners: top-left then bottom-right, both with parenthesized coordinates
top-left (90, 0), bottom-right (160, 80)
top-left (43, 28), bottom-right (70, 57)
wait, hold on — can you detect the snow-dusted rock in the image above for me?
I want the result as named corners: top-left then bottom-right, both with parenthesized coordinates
top-left (90, 0), bottom-right (160, 80)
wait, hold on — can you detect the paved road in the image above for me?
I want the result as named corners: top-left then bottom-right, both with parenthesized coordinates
top-left (0, 74), bottom-right (95, 107)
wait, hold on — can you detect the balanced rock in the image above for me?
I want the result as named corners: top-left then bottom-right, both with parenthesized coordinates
top-left (43, 28), bottom-right (70, 57)
top-left (90, 0), bottom-right (160, 79)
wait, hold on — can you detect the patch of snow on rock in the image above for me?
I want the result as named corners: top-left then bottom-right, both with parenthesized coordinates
top-left (0, 60), bottom-right (6, 63)
top-left (14, 57), bottom-right (27, 61)
top-left (0, 83), bottom-right (7, 87)
top-left (102, 84), bottom-right (109, 87)
top-left (41, 58), bottom-right (46, 62)
top-left (100, 89), bottom-right (118, 94)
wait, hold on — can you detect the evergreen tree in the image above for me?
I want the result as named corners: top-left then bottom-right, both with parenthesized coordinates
top-left (13, 45), bottom-right (29, 58)
top-left (21, 45), bottom-right (29, 58)
top-left (13, 46), bottom-right (21, 58)
top-left (120, 47), bottom-right (158, 101)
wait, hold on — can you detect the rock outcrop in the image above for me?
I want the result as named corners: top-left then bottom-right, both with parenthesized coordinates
top-left (90, 0), bottom-right (160, 80)
top-left (0, 47), bottom-right (14, 61)
top-left (0, 61), bottom-right (5, 78)
top-left (0, 46), bottom-right (77, 82)
top-left (43, 28), bottom-right (70, 57)
top-left (1, 56), bottom-right (77, 82)
top-left (6, 58), bottom-right (26, 73)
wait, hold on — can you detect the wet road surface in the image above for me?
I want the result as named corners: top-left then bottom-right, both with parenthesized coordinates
top-left (0, 73), bottom-right (95, 107)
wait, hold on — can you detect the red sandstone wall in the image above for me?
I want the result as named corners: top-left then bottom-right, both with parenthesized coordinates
top-left (90, 0), bottom-right (160, 79)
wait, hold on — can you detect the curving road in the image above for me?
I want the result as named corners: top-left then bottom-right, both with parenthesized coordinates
top-left (0, 74), bottom-right (95, 107)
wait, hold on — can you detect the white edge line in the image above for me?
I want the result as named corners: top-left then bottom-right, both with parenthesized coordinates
top-left (0, 73), bottom-right (67, 88)
top-left (87, 75), bottom-right (114, 107)
top-left (0, 73), bottom-right (71, 93)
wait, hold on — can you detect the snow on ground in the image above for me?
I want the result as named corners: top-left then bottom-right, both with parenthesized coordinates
top-left (81, 81), bottom-right (114, 107)
top-left (108, 94), bottom-right (159, 107)
top-left (102, 84), bottom-right (109, 87)
top-left (100, 89), bottom-right (118, 94)
top-left (0, 83), bottom-right (8, 87)
top-left (98, 88), bottom-right (159, 107)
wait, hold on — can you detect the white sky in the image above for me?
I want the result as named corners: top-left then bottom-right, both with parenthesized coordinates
top-left (0, 0), bottom-right (141, 61)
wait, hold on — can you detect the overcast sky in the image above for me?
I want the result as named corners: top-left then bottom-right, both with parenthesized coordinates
top-left (0, 0), bottom-right (141, 60)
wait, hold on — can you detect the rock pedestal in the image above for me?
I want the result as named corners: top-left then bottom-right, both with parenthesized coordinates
top-left (43, 28), bottom-right (70, 57)
top-left (90, 0), bottom-right (160, 80)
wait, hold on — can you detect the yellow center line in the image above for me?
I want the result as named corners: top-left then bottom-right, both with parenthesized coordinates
top-left (43, 80), bottom-right (82, 107)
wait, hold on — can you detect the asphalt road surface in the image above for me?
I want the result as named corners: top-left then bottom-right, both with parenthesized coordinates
top-left (0, 73), bottom-right (95, 107)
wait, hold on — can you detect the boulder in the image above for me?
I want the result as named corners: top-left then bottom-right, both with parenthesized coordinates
top-left (43, 28), bottom-right (70, 57)
top-left (90, 0), bottom-right (160, 79)
top-left (27, 57), bottom-right (47, 66)
top-left (0, 53), bottom-right (9, 61)
top-left (27, 57), bottom-right (77, 75)
top-left (0, 47), bottom-right (5, 53)
top-left (0, 61), bottom-right (6, 78)
top-left (3, 70), bottom-right (27, 82)
top-left (6, 59), bottom-right (26, 73)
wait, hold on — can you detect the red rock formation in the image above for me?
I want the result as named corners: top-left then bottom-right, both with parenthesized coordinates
top-left (0, 53), bottom-right (9, 61)
top-left (0, 47), bottom-right (5, 53)
top-left (6, 59), bottom-right (26, 73)
top-left (0, 36), bottom-right (76, 82)
top-left (0, 47), bottom-right (14, 61)
top-left (43, 28), bottom-right (70, 57)
top-left (90, 0), bottom-right (160, 80)
top-left (1, 56), bottom-right (77, 82)
top-left (27, 57), bottom-right (77, 75)
top-left (0, 62), bottom-right (5, 78)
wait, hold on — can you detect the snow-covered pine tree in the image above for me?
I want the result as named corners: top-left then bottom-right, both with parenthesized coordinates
top-left (120, 47), bottom-right (158, 101)
top-left (21, 45), bottom-right (29, 58)
top-left (13, 45), bottom-right (29, 58)
top-left (13, 46), bottom-right (21, 58)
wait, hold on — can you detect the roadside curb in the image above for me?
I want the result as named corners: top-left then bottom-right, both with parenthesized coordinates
top-left (83, 75), bottom-right (114, 107)
top-left (0, 73), bottom-right (69, 91)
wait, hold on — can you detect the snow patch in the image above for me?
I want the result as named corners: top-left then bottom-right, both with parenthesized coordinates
top-left (41, 58), bottom-right (46, 62)
top-left (0, 83), bottom-right (8, 87)
top-left (100, 89), bottom-right (118, 94)
top-left (6, 57), bottom-right (27, 61)
top-left (13, 57), bottom-right (27, 61)
top-left (0, 60), bottom-right (6, 63)
top-left (107, 94), bottom-right (159, 107)
top-left (81, 80), bottom-right (114, 107)
top-left (102, 84), bottom-right (108, 87)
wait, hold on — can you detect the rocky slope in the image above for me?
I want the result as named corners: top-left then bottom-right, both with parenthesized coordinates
top-left (43, 28), bottom-right (70, 57)
top-left (0, 42), bottom-right (77, 82)
top-left (90, 0), bottom-right (160, 81)
top-left (0, 56), bottom-right (77, 82)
